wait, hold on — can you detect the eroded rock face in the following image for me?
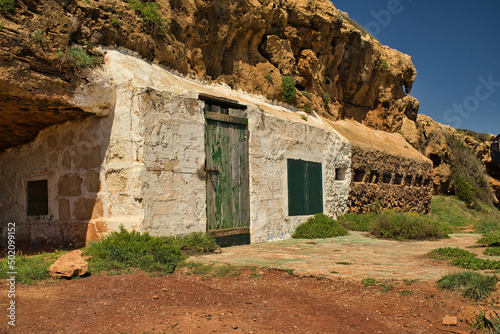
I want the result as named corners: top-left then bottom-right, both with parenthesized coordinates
top-left (0, 0), bottom-right (418, 151)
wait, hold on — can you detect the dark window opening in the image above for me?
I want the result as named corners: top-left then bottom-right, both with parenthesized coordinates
top-left (27, 180), bottom-right (48, 216)
top-left (288, 159), bottom-right (323, 216)
top-left (405, 175), bottom-right (413, 186)
top-left (393, 174), bottom-right (403, 185)
top-left (370, 171), bottom-right (379, 184)
top-left (415, 175), bottom-right (423, 187)
top-left (335, 168), bottom-right (347, 181)
top-left (382, 172), bottom-right (392, 184)
top-left (353, 169), bottom-right (365, 182)
top-left (429, 154), bottom-right (442, 168)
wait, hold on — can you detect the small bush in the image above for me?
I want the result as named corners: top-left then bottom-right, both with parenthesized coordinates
top-left (85, 226), bottom-right (184, 274)
top-left (322, 92), bottom-right (330, 106)
top-left (304, 105), bottom-right (311, 114)
top-left (369, 211), bottom-right (452, 241)
top-left (264, 73), bottom-right (272, 82)
top-left (484, 248), bottom-right (500, 256)
top-left (0, 0), bottom-right (14, 11)
top-left (68, 46), bottom-right (98, 68)
top-left (300, 114), bottom-right (308, 121)
top-left (111, 17), bottom-right (121, 26)
top-left (338, 212), bottom-right (375, 232)
top-left (128, 0), bottom-right (165, 33)
top-left (30, 29), bottom-right (47, 45)
top-left (281, 76), bottom-right (296, 102)
top-left (438, 271), bottom-right (498, 301)
top-left (165, 232), bottom-right (218, 255)
top-left (451, 256), bottom-right (500, 271)
top-left (477, 232), bottom-right (500, 247)
top-left (292, 213), bottom-right (348, 239)
top-left (428, 247), bottom-right (476, 261)
top-left (380, 59), bottom-right (389, 68)
top-left (361, 278), bottom-right (377, 287)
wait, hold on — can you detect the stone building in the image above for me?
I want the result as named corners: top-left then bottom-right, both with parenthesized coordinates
top-left (0, 50), bottom-right (431, 248)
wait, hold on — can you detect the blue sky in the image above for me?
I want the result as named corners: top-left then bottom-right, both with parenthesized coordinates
top-left (331, 0), bottom-right (500, 135)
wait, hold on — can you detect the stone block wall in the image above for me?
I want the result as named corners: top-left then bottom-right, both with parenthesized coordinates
top-left (348, 145), bottom-right (433, 213)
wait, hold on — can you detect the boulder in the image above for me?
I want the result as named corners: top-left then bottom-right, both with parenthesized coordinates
top-left (49, 250), bottom-right (89, 279)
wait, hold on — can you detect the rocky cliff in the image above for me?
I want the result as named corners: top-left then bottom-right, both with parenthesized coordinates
top-left (0, 0), bottom-right (418, 151)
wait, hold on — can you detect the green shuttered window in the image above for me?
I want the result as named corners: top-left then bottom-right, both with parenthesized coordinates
top-left (287, 159), bottom-right (323, 216)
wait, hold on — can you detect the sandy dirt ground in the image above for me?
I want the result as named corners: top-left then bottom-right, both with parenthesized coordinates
top-left (0, 232), bottom-right (489, 334)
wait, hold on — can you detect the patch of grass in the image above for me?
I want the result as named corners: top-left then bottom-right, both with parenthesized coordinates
top-left (428, 247), bottom-right (475, 261)
top-left (300, 114), bottom-right (308, 121)
top-left (302, 91), bottom-right (312, 99)
top-left (340, 12), bottom-right (371, 38)
top-left (304, 105), bottom-right (311, 114)
top-left (164, 232), bottom-right (218, 256)
top-left (111, 17), bottom-right (121, 26)
top-left (369, 211), bottom-right (452, 241)
top-left (450, 256), bottom-right (500, 271)
top-left (380, 283), bottom-right (393, 292)
top-left (431, 195), bottom-right (475, 228)
top-left (336, 261), bottom-right (351, 265)
top-left (0, 0), bottom-right (14, 11)
top-left (484, 248), bottom-right (500, 256)
top-left (292, 213), bottom-right (348, 239)
top-left (361, 278), bottom-right (377, 287)
top-left (249, 272), bottom-right (262, 278)
top-left (281, 76), bottom-right (296, 102)
top-left (437, 271), bottom-right (498, 301)
top-left (0, 22), bottom-right (3, 30)
top-left (400, 290), bottom-right (413, 296)
top-left (380, 59), bottom-right (389, 69)
top-left (0, 251), bottom-right (62, 284)
top-left (264, 73), bottom-right (272, 83)
top-left (403, 279), bottom-right (418, 286)
top-left (284, 268), bottom-right (295, 275)
top-left (211, 264), bottom-right (240, 277)
top-left (338, 212), bottom-right (375, 232)
top-left (68, 46), bottom-right (98, 68)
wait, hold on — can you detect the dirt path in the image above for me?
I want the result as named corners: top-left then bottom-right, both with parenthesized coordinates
top-left (0, 233), bottom-right (487, 333)
top-left (196, 232), bottom-right (485, 280)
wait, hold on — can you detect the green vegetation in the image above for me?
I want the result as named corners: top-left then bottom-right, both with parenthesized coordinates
top-left (300, 114), bottom-right (308, 121)
top-left (437, 271), bottom-right (498, 301)
top-left (67, 46), bottom-right (98, 68)
top-left (0, 0), bottom-right (14, 11)
top-left (281, 76), bottom-right (296, 102)
top-left (0, 22), bottom-right (3, 30)
top-left (322, 92), bottom-right (330, 106)
top-left (361, 277), bottom-right (377, 287)
top-left (429, 247), bottom-right (473, 261)
top-left (369, 211), bottom-right (452, 241)
top-left (111, 17), bottom-right (121, 26)
top-left (302, 91), bottom-right (312, 99)
top-left (380, 59), bottom-right (389, 69)
top-left (448, 136), bottom-right (495, 209)
top-left (128, 0), bottom-right (166, 33)
top-left (85, 227), bottom-right (218, 274)
top-left (429, 247), bottom-right (500, 271)
top-left (338, 212), bottom-right (375, 232)
top-left (400, 290), bottom-right (413, 296)
top-left (292, 213), bottom-right (348, 239)
top-left (264, 73), bottom-right (273, 83)
top-left (30, 29), bottom-right (47, 45)
top-left (336, 261), bottom-right (351, 265)
top-left (340, 12), bottom-right (372, 38)
top-left (304, 105), bottom-right (311, 114)
top-left (0, 251), bottom-right (63, 284)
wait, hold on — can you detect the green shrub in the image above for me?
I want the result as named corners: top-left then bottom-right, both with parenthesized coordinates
top-left (484, 248), bottom-right (500, 256)
top-left (477, 232), bottom-right (500, 247)
top-left (448, 136), bottom-right (495, 208)
top-left (451, 256), bottom-right (500, 270)
top-left (68, 46), bottom-right (98, 68)
top-left (428, 247), bottom-right (476, 261)
top-left (369, 211), bottom-right (452, 241)
top-left (85, 226), bottom-right (184, 274)
top-left (128, 0), bottom-right (165, 33)
top-left (264, 73), bottom-right (272, 82)
top-left (380, 59), bottom-right (389, 68)
top-left (338, 212), bottom-right (375, 232)
top-left (437, 271), bottom-right (498, 300)
top-left (281, 76), bottom-right (296, 102)
top-left (292, 213), bottom-right (348, 239)
top-left (300, 114), bottom-right (308, 121)
top-left (0, 0), bottom-right (14, 11)
top-left (361, 278), bottom-right (377, 287)
top-left (30, 29), bottom-right (47, 45)
top-left (322, 92), bottom-right (330, 106)
top-left (304, 105), bottom-right (311, 114)
top-left (165, 232), bottom-right (218, 255)
top-left (111, 17), bottom-right (121, 26)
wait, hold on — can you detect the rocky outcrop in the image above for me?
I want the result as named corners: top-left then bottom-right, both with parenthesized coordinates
top-left (401, 114), bottom-right (500, 203)
top-left (0, 0), bottom-right (418, 151)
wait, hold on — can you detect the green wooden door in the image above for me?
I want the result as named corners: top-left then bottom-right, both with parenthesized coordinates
top-left (205, 107), bottom-right (250, 245)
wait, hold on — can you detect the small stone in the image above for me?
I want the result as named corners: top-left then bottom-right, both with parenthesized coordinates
top-left (152, 295), bottom-right (159, 299)
top-left (442, 315), bottom-right (458, 326)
